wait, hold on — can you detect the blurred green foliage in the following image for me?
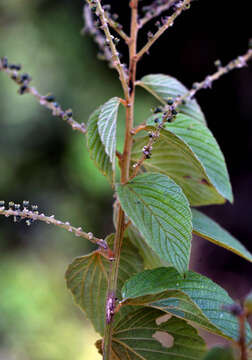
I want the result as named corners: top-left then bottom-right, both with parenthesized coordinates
top-left (0, 0), bottom-right (157, 359)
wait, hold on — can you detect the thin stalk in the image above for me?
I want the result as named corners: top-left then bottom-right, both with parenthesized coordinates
top-left (136, 0), bottom-right (191, 61)
top-left (103, 1), bottom-right (139, 358)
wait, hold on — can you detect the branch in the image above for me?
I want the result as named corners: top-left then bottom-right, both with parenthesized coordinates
top-left (131, 48), bottom-right (252, 179)
top-left (0, 57), bottom-right (86, 135)
top-left (136, 0), bottom-right (192, 61)
top-left (0, 201), bottom-right (114, 260)
top-left (85, 0), bottom-right (130, 102)
top-left (139, 0), bottom-right (178, 29)
top-left (173, 48), bottom-right (252, 108)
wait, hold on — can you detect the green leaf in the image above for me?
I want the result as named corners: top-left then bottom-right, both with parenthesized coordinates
top-left (138, 74), bottom-right (206, 124)
top-left (192, 209), bottom-right (252, 263)
top-left (132, 114), bottom-right (233, 205)
top-left (96, 307), bottom-right (207, 359)
top-left (203, 346), bottom-right (235, 360)
top-left (126, 225), bottom-right (169, 269)
top-left (121, 267), bottom-right (252, 342)
top-left (98, 97), bottom-right (121, 172)
top-left (65, 234), bottom-right (143, 335)
top-left (116, 172), bottom-right (192, 275)
top-left (87, 108), bottom-right (113, 182)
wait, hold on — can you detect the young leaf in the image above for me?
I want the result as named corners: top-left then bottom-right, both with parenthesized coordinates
top-left (126, 225), bottom-right (169, 269)
top-left (121, 267), bottom-right (252, 342)
top-left (98, 97), bottom-right (121, 171)
top-left (192, 209), bottom-right (252, 263)
top-left (116, 172), bottom-right (192, 275)
top-left (132, 114), bottom-right (233, 205)
top-left (203, 346), bottom-right (235, 360)
top-left (96, 307), bottom-right (207, 360)
top-left (87, 108), bottom-right (113, 182)
top-left (137, 74), bottom-right (206, 124)
top-left (65, 234), bottom-right (143, 335)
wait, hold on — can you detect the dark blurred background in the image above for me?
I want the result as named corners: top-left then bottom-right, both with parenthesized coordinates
top-left (0, 0), bottom-right (251, 359)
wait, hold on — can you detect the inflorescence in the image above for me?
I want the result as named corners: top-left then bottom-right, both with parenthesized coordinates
top-left (0, 57), bottom-right (86, 135)
top-left (0, 200), bottom-right (114, 259)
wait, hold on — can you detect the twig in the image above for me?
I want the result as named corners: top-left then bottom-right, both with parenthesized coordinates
top-left (136, 0), bottom-right (191, 61)
top-left (104, 10), bottom-right (129, 43)
top-left (139, 0), bottom-right (178, 29)
top-left (86, 0), bottom-right (130, 102)
top-left (173, 48), bottom-right (252, 109)
top-left (0, 57), bottom-right (86, 135)
top-left (0, 201), bottom-right (114, 260)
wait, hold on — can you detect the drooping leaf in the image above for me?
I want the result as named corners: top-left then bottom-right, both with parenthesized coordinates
top-left (203, 346), bottom-right (235, 360)
top-left (98, 97), bottom-right (121, 171)
top-left (126, 225), bottom-right (169, 269)
top-left (116, 172), bottom-right (192, 275)
top-left (138, 74), bottom-right (206, 124)
top-left (192, 209), bottom-right (252, 263)
top-left (87, 108), bottom-right (113, 182)
top-left (96, 307), bottom-right (207, 360)
top-left (132, 114), bottom-right (233, 205)
top-left (121, 267), bottom-right (252, 342)
top-left (65, 234), bottom-right (143, 335)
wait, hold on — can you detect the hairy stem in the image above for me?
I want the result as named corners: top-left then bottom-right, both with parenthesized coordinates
top-left (103, 1), bottom-right (139, 358)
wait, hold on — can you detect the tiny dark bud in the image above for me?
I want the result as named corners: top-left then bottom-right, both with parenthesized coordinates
top-left (114, 38), bottom-right (120, 45)
top-left (21, 73), bottom-right (31, 82)
top-left (23, 200), bottom-right (29, 208)
top-left (9, 64), bottom-right (21, 71)
top-left (45, 94), bottom-right (55, 102)
top-left (181, 99), bottom-right (186, 105)
top-left (154, 118), bottom-right (160, 123)
top-left (153, 107), bottom-right (162, 114)
top-left (66, 109), bottom-right (73, 117)
top-left (167, 98), bottom-right (174, 105)
top-left (11, 74), bottom-right (17, 80)
top-left (172, 109), bottom-right (177, 115)
top-left (1, 56), bottom-right (8, 68)
top-left (19, 85), bottom-right (28, 95)
top-left (53, 102), bottom-right (59, 108)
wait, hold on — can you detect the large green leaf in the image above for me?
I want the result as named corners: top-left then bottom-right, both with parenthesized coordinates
top-left (137, 74), bottom-right (206, 124)
top-left (65, 234), bottom-right (143, 335)
top-left (192, 209), bottom-right (252, 263)
top-left (96, 307), bottom-right (207, 359)
top-left (87, 108), bottom-right (113, 182)
top-left (121, 267), bottom-right (252, 342)
top-left (116, 172), bottom-right (192, 275)
top-left (132, 114), bottom-right (233, 205)
top-left (98, 97), bottom-right (120, 171)
top-left (126, 226), bottom-right (169, 269)
top-left (203, 346), bottom-right (235, 360)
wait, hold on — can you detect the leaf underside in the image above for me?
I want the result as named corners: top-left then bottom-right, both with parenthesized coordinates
top-left (98, 97), bottom-right (121, 171)
top-left (87, 108), bottom-right (113, 183)
top-left (138, 74), bottom-right (206, 124)
top-left (96, 307), bottom-right (207, 360)
top-left (203, 346), bottom-right (235, 360)
top-left (121, 267), bottom-right (252, 342)
top-left (132, 114), bottom-right (233, 206)
top-left (116, 172), bottom-right (192, 275)
top-left (65, 234), bottom-right (143, 335)
top-left (192, 209), bottom-right (252, 263)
